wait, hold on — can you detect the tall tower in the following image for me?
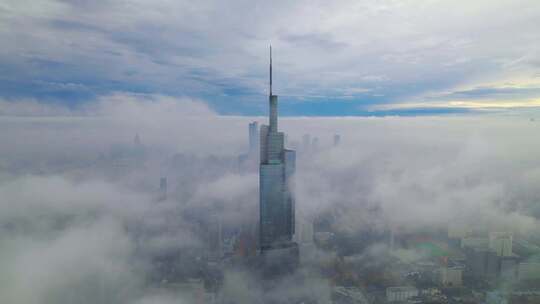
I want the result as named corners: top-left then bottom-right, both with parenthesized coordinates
top-left (259, 47), bottom-right (298, 272)
top-left (248, 121), bottom-right (259, 155)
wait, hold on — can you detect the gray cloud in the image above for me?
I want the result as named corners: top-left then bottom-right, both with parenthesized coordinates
top-left (1, 0), bottom-right (539, 112)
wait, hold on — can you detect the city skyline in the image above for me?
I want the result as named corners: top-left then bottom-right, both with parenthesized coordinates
top-left (2, 1), bottom-right (540, 303)
top-left (3, 92), bottom-right (540, 303)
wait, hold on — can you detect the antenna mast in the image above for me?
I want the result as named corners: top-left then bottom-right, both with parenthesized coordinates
top-left (269, 45), bottom-right (272, 96)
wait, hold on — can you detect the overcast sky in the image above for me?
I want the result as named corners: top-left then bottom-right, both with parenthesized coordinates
top-left (1, 0), bottom-right (540, 115)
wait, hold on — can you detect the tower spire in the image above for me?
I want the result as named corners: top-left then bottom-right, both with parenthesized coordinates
top-left (269, 45), bottom-right (272, 96)
top-left (268, 45), bottom-right (277, 132)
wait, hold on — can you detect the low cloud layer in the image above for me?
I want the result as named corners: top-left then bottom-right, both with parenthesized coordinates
top-left (1, 94), bottom-right (540, 302)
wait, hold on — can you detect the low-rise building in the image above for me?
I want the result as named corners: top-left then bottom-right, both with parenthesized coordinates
top-left (518, 262), bottom-right (540, 281)
top-left (386, 286), bottom-right (418, 303)
top-left (489, 232), bottom-right (513, 257)
top-left (439, 266), bottom-right (463, 287)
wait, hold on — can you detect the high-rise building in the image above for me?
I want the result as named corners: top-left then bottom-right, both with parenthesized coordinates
top-left (248, 121), bottom-right (259, 155)
top-left (311, 137), bottom-right (319, 152)
top-left (238, 122), bottom-right (259, 172)
top-left (259, 47), bottom-right (298, 271)
top-left (489, 232), bottom-right (513, 257)
top-left (134, 133), bottom-right (141, 146)
top-left (159, 177), bottom-right (167, 201)
top-left (333, 134), bottom-right (341, 147)
top-left (295, 213), bottom-right (314, 245)
top-left (439, 266), bottom-right (463, 286)
top-left (208, 214), bottom-right (223, 259)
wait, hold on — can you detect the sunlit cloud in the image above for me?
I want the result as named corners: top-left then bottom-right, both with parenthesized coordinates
top-left (1, 0), bottom-right (539, 115)
top-left (374, 99), bottom-right (540, 111)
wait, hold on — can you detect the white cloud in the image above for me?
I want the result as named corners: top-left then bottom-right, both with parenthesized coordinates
top-left (1, 0), bottom-right (539, 110)
top-left (1, 96), bottom-right (540, 302)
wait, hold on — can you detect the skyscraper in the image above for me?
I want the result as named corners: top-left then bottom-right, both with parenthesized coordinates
top-left (311, 137), bottom-right (319, 152)
top-left (134, 133), bottom-right (141, 146)
top-left (248, 121), bottom-right (259, 155)
top-left (238, 121), bottom-right (259, 172)
top-left (489, 232), bottom-right (513, 257)
top-left (159, 177), bottom-right (167, 201)
top-left (333, 134), bottom-right (341, 147)
top-left (259, 47), bottom-right (298, 270)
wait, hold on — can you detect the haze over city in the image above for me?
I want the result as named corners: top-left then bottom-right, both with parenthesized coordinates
top-left (1, 1), bottom-right (540, 304)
